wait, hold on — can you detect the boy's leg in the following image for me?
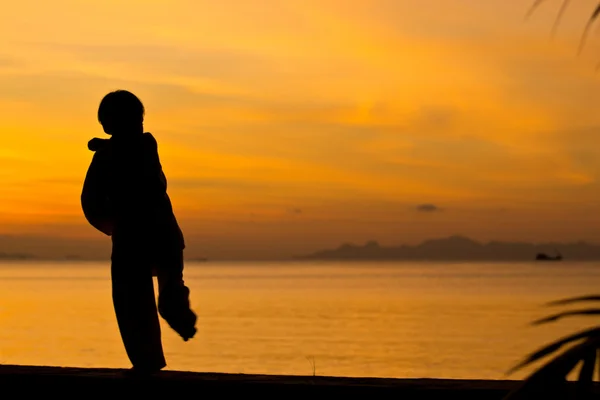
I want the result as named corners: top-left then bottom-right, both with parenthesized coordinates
top-left (156, 249), bottom-right (197, 341)
top-left (111, 251), bottom-right (166, 371)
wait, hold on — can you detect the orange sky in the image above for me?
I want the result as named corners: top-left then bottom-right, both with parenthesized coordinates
top-left (2, 1), bottom-right (600, 259)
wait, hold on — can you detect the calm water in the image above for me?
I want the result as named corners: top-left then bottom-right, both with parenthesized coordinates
top-left (0, 261), bottom-right (599, 379)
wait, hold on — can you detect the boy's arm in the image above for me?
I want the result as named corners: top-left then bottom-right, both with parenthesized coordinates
top-left (81, 152), bottom-right (113, 236)
top-left (146, 132), bottom-right (185, 249)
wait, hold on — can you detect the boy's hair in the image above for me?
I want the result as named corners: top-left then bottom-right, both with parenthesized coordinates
top-left (97, 90), bottom-right (145, 134)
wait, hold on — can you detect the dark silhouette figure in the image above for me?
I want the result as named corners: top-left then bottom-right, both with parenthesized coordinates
top-left (81, 90), bottom-right (197, 373)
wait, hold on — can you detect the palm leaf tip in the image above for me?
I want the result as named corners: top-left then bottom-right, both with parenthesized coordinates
top-left (578, 4), bottom-right (600, 54)
top-left (546, 295), bottom-right (600, 307)
top-left (508, 342), bottom-right (569, 375)
top-left (525, 0), bottom-right (548, 20)
top-left (506, 327), bottom-right (600, 375)
top-left (532, 309), bottom-right (600, 326)
top-left (578, 351), bottom-right (596, 383)
top-left (508, 337), bottom-right (600, 388)
top-left (531, 315), bottom-right (560, 326)
top-left (551, 0), bottom-right (570, 37)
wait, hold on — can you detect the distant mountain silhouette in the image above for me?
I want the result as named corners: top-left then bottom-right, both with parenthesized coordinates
top-left (0, 252), bottom-right (35, 260)
top-left (297, 235), bottom-right (600, 261)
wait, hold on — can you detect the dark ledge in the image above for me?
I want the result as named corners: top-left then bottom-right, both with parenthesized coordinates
top-left (0, 364), bottom-right (597, 398)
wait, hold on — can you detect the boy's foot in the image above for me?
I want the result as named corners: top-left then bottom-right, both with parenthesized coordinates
top-left (123, 366), bottom-right (163, 378)
top-left (123, 361), bottom-right (166, 378)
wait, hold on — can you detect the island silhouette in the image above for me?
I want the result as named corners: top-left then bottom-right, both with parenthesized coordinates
top-left (4, 234), bottom-right (600, 262)
top-left (297, 235), bottom-right (600, 262)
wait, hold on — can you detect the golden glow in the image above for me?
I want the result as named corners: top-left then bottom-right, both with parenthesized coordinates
top-left (2, 1), bottom-right (600, 258)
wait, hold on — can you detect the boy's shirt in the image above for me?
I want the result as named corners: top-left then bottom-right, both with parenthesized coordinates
top-left (82, 132), bottom-right (185, 250)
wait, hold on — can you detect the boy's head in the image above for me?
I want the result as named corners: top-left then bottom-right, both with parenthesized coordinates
top-left (97, 90), bottom-right (145, 136)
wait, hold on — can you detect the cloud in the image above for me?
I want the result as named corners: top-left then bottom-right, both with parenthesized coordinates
top-left (0, 55), bottom-right (21, 68)
top-left (412, 105), bottom-right (458, 132)
top-left (0, 69), bottom-right (257, 121)
top-left (30, 42), bottom-right (273, 83)
top-left (415, 203), bottom-right (441, 212)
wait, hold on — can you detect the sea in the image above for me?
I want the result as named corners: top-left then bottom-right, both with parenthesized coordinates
top-left (0, 260), bottom-right (599, 380)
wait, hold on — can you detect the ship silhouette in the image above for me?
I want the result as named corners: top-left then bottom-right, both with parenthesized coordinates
top-left (535, 250), bottom-right (562, 261)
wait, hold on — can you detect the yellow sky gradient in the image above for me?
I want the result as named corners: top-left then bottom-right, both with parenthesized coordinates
top-left (2, 0), bottom-right (600, 259)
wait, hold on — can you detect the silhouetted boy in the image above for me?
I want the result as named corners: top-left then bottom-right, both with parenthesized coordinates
top-left (81, 90), bottom-right (197, 373)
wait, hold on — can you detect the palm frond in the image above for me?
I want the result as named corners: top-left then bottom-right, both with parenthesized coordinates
top-left (504, 338), bottom-right (600, 400)
top-left (526, 339), bottom-right (589, 379)
top-left (578, 350), bottom-right (596, 384)
top-left (597, 349), bottom-right (600, 381)
top-left (551, 0), bottom-right (570, 37)
top-left (532, 309), bottom-right (600, 325)
top-left (526, 1), bottom-right (600, 54)
top-left (525, 0), bottom-right (569, 35)
top-left (525, 0), bottom-right (549, 20)
top-left (546, 295), bottom-right (600, 307)
top-left (596, 349), bottom-right (600, 381)
top-left (578, 3), bottom-right (600, 54)
top-left (507, 327), bottom-right (600, 375)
